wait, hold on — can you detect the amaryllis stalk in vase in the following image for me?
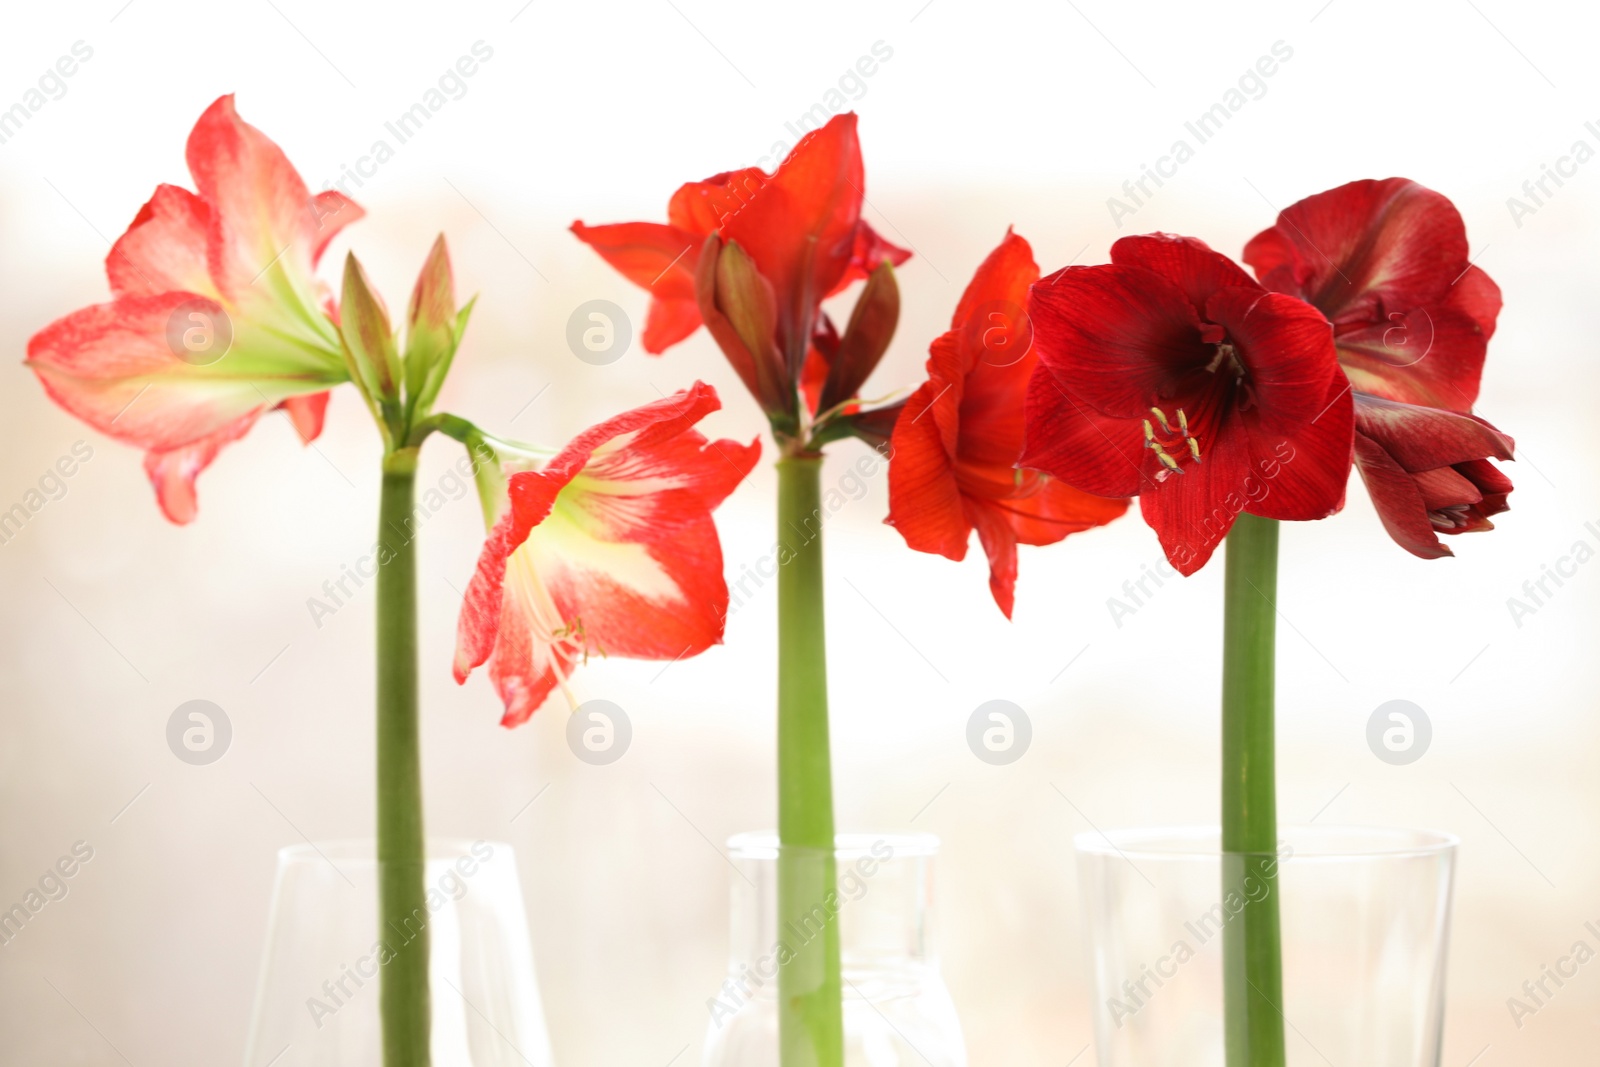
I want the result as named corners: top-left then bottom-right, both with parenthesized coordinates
top-left (27, 95), bottom-right (755, 1067)
top-left (574, 112), bottom-right (908, 1065)
top-left (1021, 187), bottom-right (1512, 1063)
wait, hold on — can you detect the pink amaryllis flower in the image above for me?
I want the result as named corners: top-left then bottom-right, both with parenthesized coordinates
top-left (26, 94), bottom-right (360, 523)
top-left (453, 382), bottom-right (759, 727)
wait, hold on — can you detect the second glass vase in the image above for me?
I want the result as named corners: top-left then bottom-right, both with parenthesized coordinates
top-left (701, 831), bottom-right (967, 1067)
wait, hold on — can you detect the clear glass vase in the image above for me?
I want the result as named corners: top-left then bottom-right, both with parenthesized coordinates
top-left (1076, 825), bottom-right (1457, 1067)
top-left (701, 832), bottom-right (967, 1067)
top-left (242, 839), bottom-right (554, 1067)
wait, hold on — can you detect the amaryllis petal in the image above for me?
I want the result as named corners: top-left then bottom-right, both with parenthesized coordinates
top-left (568, 221), bottom-right (700, 302)
top-left (642, 297), bottom-right (703, 354)
top-left (280, 391), bottom-right (330, 443)
top-left (1028, 264), bottom-right (1214, 420)
top-left (1243, 179), bottom-right (1468, 326)
top-left (1331, 303), bottom-right (1487, 410)
top-left (143, 411), bottom-right (259, 525)
top-left (1353, 433), bottom-right (1450, 559)
top-left (308, 190), bottom-right (364, 263)
top-left (454, 382), bottom-right (759, 726)
top-left (1020, 378), bottom-right (1151, 502)
top-left (887, 380), bottom-right (970, 561)
top-left (1111, 233), bottom-right (1259, 315)
top-left (28, 294), bottom-right (286, 451)
top-left (1353, 393), bottom-right (1514, 470)
top-left (1446, 265), bottom-right (1502, 340)
top-left (1242, 177), bottom-right (1495, 413)
top-left (1239, 373), bottom-right (1353, 523)
top-left (965, 499), bottom-right (1021, 619)
top-left (668, 168), bottom-right (770, 234)
top-left (107, 185), bottom-right (216, 299)
top-left (187, 95), bottom-right (326, 302)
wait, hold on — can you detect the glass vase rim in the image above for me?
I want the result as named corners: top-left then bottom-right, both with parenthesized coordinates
top-left (725, 830), bottom-right (940, 860)
top-left (273, 838), bottom-right (513, 867)
top-left (1074, 824), bottom-right (1459, 861)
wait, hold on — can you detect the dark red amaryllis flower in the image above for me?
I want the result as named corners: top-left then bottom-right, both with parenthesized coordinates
top-left (888, 229), bottom-right (1127, 616)
top-left (1243, 178), bottom-right (1514, 558)
top-left (1022, 234), bottom-right (1353, 576)
top-left (572, 113), bottom-right (908, 443)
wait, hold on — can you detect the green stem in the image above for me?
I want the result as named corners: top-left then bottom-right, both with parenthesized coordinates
top-left (1221, 513), bottom-right (1286, 1066)
top-left (377, 449), bottom-right (431, 1067)
top-left (775, 456), bottom-right (843, 1067)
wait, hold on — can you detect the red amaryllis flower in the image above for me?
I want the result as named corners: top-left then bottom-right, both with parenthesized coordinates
top-left (1243, 178), bottom-right (1514, 557)
top-left (1022, 234), bottom-right (1353, 576)
top-left (1354, 396), bottom-right (1514, 558)
top-left (26, 95), bottom-right (360, 523)
top-left (888, 229), bottom-right (1127, 616)
top-left (453, 382), bottom-right (759, 727)
top-left (572, 113), bottom-right (908, 440)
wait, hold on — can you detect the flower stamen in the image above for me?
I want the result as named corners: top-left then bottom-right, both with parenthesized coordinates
top-left (1144, 406), bottom-right (1202, 476)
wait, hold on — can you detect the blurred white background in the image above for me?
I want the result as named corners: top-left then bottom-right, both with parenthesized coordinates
top-left (1, 0), bottom-right (1596, 1063)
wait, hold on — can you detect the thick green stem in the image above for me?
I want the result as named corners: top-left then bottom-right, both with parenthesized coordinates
top-left (377, 450), bottom-right (431, 1067)
top-left (775, 456), bottom-right (843, 1067)
top-left (1221, 513), bottom-right (1286, 1066)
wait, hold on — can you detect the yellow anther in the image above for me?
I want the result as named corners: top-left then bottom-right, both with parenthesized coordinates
top-left (1150, 407), bottom-right (1173, 433)
top-left (1153, 446), bottom-right (1183, 474)
top-left (1177, 408), bottom-right (1189, 435)
top-left (1142, 419), bottom-right (1156, 443)
top-left (1187, 437), bottom-right (1202, 461)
